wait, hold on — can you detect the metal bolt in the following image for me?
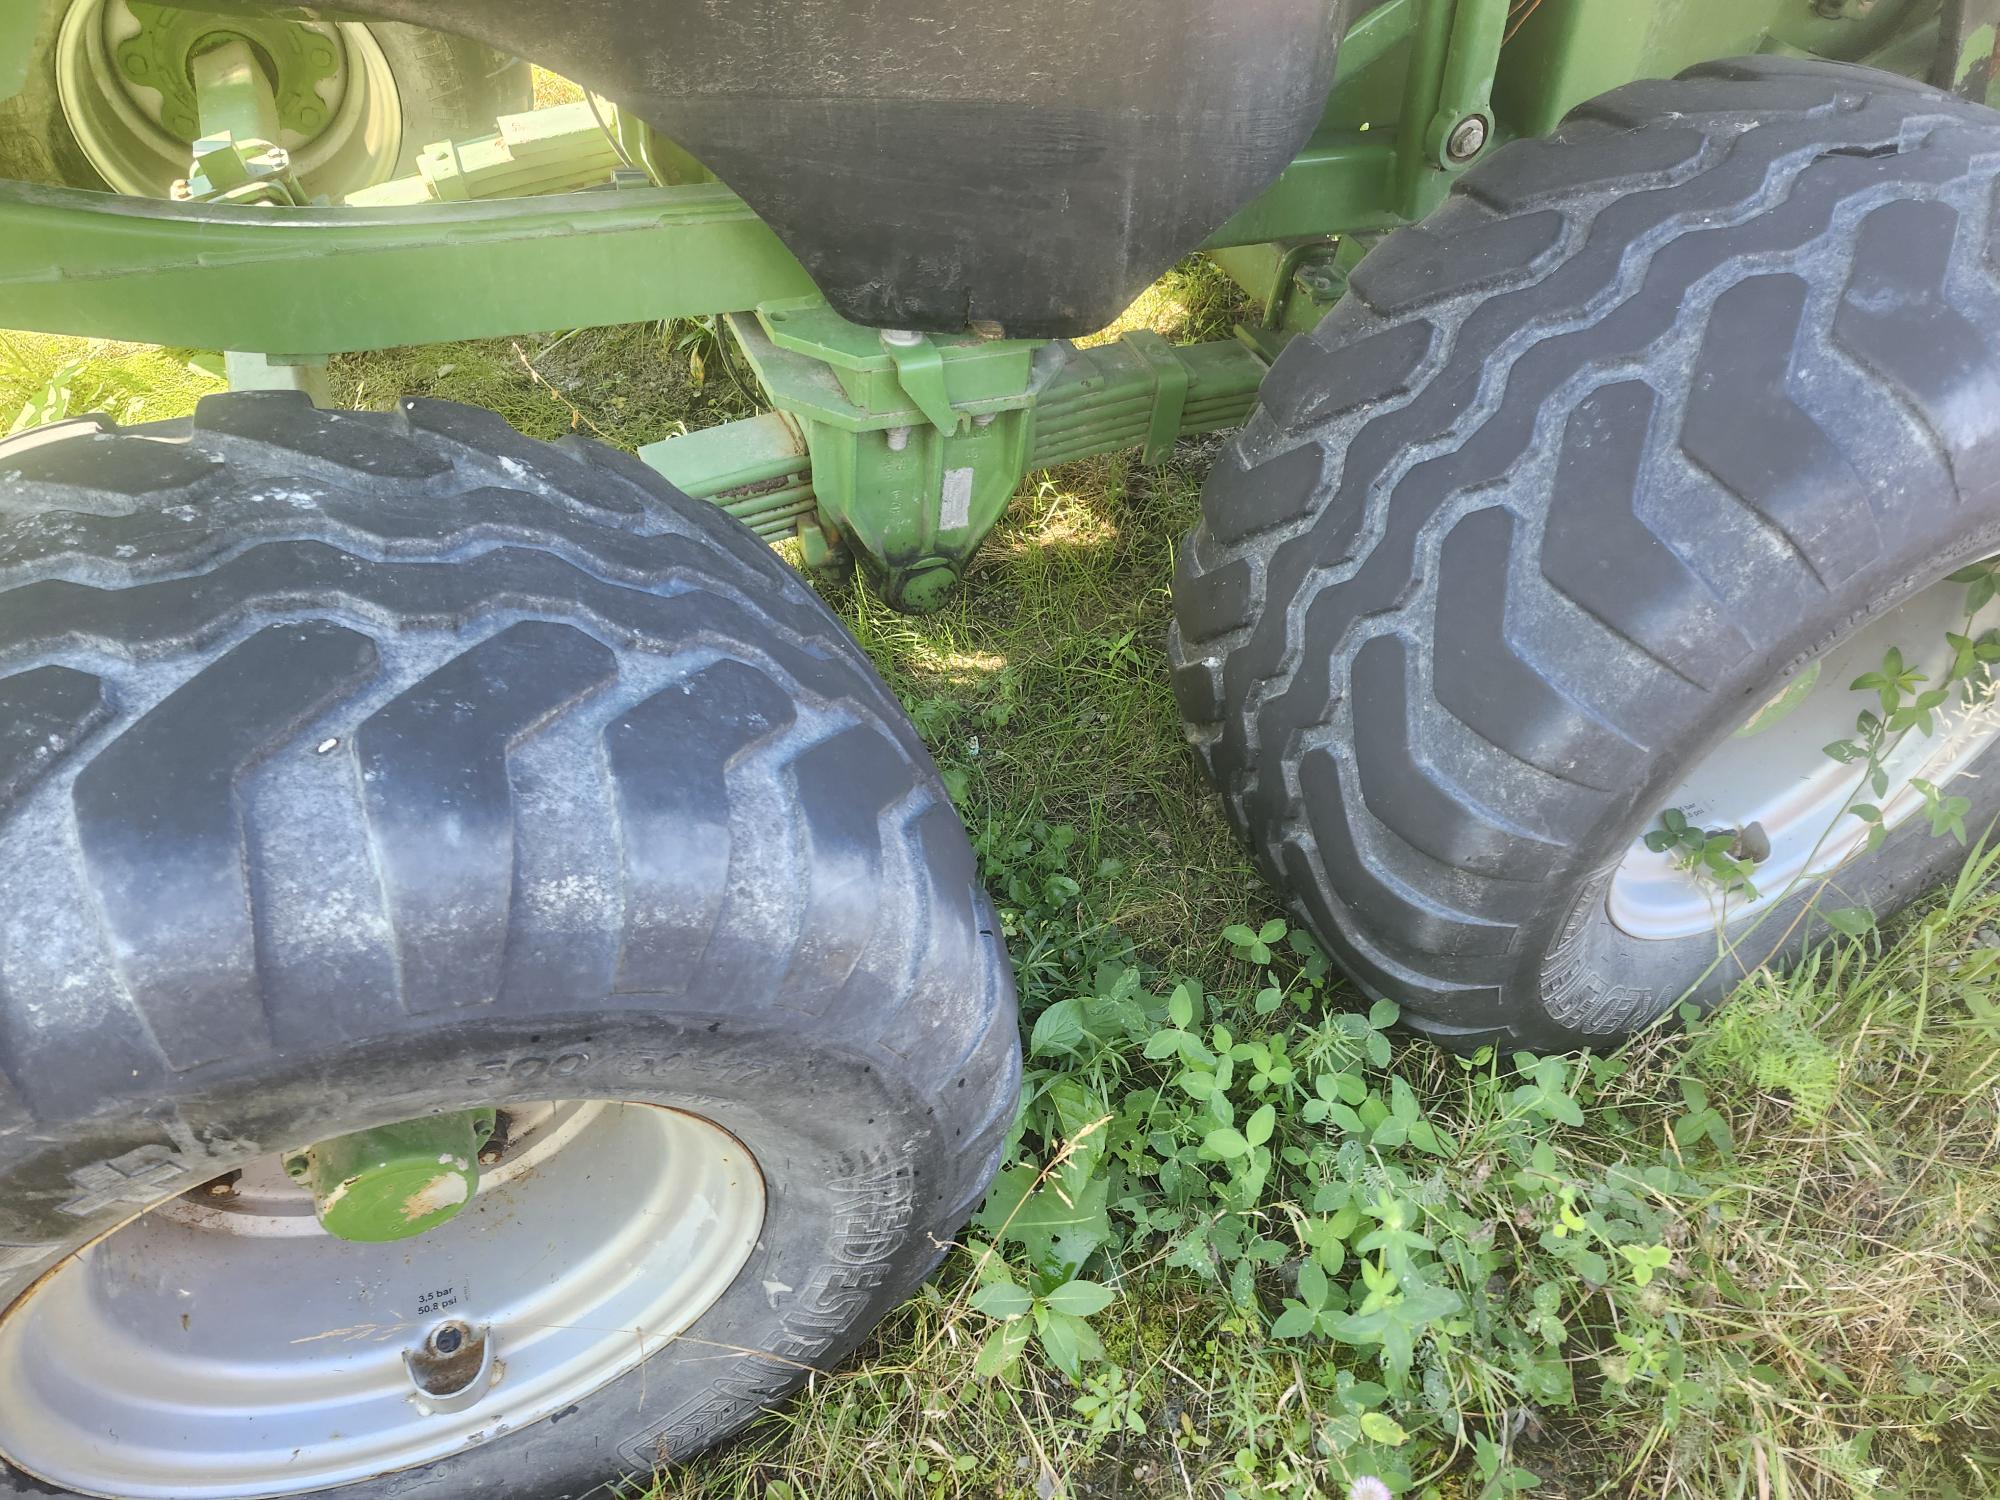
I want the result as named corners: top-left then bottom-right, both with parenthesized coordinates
top-left (478, 1147), bottom-right (502, 1166)
top-left (1445, 115), bottom-right (1489, 164)
top-left (201, 1169), bottom-right (242, 1199)
top-left (405, 1319), bottom-right (496, 1411)
top-left (885, 425), bottom-right (913, 452)
top-left (1295, 266), bottom-right (1337, 298)
top-left (1725, 822), bottom-right (1771, 865)
top-left (880, 328), bottom-right (924, 348)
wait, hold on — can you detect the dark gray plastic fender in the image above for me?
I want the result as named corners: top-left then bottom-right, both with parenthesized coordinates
top-left (308, 0), bottom-right (1343, 337)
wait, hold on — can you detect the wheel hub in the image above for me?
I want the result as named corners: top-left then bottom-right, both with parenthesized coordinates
top-left (113, 3), bottom-right (341, 142)
top-left (1608, 566), bottom-right (2000, 941)
top-left (282, 1107), bottom-right (497, 1243)
top-left (54, 0), bottom-right (406, 198)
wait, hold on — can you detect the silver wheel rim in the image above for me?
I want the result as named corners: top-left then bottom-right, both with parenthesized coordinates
top-left (54, 0), bottom-right (405, 199)
top-left (0, 1102), bottom-right (764, 1499)
top-left (1608, 567), bottom-right (2000, 941)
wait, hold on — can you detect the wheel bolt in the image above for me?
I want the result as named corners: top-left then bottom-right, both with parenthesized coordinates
top-left (1446, 115), bottom-right (1489, 163)
top-left (200, 1169), bottom-right (242, 1198)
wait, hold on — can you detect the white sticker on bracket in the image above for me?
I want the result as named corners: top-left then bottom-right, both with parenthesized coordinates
top-left (940, 467), bottom-right (975, 532)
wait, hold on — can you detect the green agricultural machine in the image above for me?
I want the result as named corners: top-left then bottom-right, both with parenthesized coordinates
top-left (1, 0), bottom-right (1999, 1491)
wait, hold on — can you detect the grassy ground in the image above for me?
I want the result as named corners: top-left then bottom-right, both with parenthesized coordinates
top-left (3, 260), bottom-right (1997, 1500)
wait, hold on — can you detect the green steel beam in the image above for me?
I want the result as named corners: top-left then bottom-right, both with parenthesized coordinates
top-left (1332, 0), bottom-right (1418, 87)
top-left (345, 101), bottom-right (625, 207)
top-left (1203, 137), bottom-right (1404, 247)
top-left (0, 180), bottom-right (817, 354)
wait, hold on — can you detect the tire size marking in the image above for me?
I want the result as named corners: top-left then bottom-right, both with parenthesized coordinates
top-left (466, 1051), bottom-right (589, 1088)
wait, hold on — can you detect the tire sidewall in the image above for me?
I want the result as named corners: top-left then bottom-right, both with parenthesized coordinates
top-left (0, 0), bottom-right (103, 191)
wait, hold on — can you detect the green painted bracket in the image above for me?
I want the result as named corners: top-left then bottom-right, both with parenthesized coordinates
top-left (348, 101), bottom-right (625, 207)
top-left (284, 1109), bottom-right (496, 1244)
top-left (726, 303), bottom-right (1062, 605)
top-left (1204, 138), bottom-right (1403, 248)
top-left (1426, 0), bottom-right (1510, 166)
top-left (749, 298), bottom-right (1043, 429)
top-left (1126, 330), bottom-right (1190, 467)
top-left (663, 306), bottom-right (1268, 608)
top-left (807, 406), bottom-right (1039, 609)
top-left (880, 331), bottom-right (962, 434)
top-left (1395, 0), bottom-right (1509, 217)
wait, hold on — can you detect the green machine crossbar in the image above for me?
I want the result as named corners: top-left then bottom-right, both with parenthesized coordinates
top-left (1, 0), bottom-right (1991, 606)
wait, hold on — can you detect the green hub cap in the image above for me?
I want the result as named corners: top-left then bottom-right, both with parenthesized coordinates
top-left (55, 0), bottom-right (406, 198)
top-left (283, 1109), bottom-right (497, 1243)
top-left (115, 3), bottom-right (338, 140)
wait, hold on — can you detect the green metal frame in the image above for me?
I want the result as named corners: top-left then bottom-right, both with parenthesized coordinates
top-left (0, 0), bottom-right (1965, 607)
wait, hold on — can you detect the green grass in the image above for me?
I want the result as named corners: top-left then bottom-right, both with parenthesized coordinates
top-left (3, 270), bottom-right (1997, 1499)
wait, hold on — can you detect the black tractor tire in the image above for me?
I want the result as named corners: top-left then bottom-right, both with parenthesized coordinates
top-left (0, 394), bottom-right (1019, 1495)
top-left (0, 0), bottom-right (530, 194)
top-left (1171, 56), bottom-right (2000, 1053)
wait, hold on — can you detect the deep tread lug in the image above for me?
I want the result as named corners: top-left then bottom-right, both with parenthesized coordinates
top-left (0, 665), bottom-right (110, 813)
top-left (74, 621), bottom-right (379, 1069)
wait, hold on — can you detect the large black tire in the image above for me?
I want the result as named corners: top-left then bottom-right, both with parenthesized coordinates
top-left (1172, 57), bottom-right (2000, 1053)
top-left (0, 394), bottom-right (1019, 1495)
top-left (0, 0), bottom-right (530, 194)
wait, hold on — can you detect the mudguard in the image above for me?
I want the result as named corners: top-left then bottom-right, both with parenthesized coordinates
top-left (300, 0), bottom-right (1343, 336)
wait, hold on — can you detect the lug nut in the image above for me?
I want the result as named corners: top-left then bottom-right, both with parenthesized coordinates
top-left (200, 1169), bottom-right (242, 1199)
